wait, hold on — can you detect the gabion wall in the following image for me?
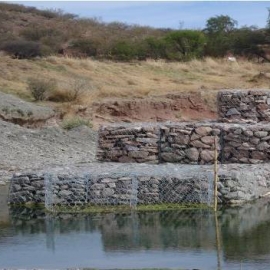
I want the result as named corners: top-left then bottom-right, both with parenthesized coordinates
top-left (9, 174), bottom-right (45, 204)
top-left (9, 163), bottom-right (270, 208)
top-left (97, 122), bottom-right (270, 164)
top-left (218, 89), bottom-right (270, 122)
top-left (96, 124), bottom-right (160, 164)
top-left (9, 172), bottom-right (214, 210)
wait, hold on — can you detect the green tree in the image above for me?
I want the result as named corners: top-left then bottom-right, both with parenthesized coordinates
top-left (164, 30), bottom-right (206, 60)
top-left (232, 27), bottom-right (265, 56)
top-left (204, 15), bottom-right (237, 34)
top-left (204, 15), bottom-right (237, 57)
top-left (267, 8), bottom-right (270, 30)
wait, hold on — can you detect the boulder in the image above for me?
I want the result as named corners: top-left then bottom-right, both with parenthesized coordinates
top-left (195, 126), bottom-right (212, 136)
top-left (190, 140), bottom-right (211, 149)
top-left (200, 150), bottom-right (215, 162)
top-left (185, 148), bottom-right (199, 161)
top-left (160, 152), bottom-right (184, 162)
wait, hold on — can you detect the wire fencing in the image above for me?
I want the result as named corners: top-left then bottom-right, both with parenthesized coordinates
top-left (44, 170), bottom-right (215, 213)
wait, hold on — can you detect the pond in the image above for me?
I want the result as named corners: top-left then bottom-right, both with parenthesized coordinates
top-left (0, 197), bottom-right (270, 269)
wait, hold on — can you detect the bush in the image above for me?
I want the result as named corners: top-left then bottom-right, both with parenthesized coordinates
top-left (110, 41), bottom-right (136, 61)
top-left (1, 40), bottom-right (43, 59)
top-left (61, 117), bottom-right (92, 130)
top-left (27, 77), bottom-right (57, 101)
top-left (47, 78), bottom-right (92, 102)
top-left (71, 39), bottom-right (99, 57)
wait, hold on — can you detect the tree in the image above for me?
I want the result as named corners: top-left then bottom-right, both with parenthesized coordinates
top-left (164, 30), bottom-right (206, 60)
top-left (203, 15), bottom-right (238, 57)
top-left (267, 8), bottom-right (270, 30)
top-left (232, 27), bottom-right (268, 60)
top-left (204, 15), bottom-right (237, 34)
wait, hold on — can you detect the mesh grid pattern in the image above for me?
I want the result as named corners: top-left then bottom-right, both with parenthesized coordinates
top-left (44, 171), bottom-right (214, 212)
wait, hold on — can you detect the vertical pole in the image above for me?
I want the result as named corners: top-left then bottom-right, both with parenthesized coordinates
top-left (215, 211), bottom-right (222, 270)
top-left (214, 136), bottom-right (218, 212)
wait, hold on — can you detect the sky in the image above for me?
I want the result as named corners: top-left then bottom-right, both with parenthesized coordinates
top-left (7, 1), bottom-right (270, 30)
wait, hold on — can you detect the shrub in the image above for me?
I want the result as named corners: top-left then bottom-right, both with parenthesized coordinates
top-left (61, 117), bottom-right (92, 130)
top-left (110, 41), bottom-right (136, 61)
top-left (27, 77), bottom-right (57, 101)
top-left (71, 39), bottom-right (99, 57)
top-left (47, 78), bottom-right (92, 102)
top-left (1, 40), bottom-right (43, 59)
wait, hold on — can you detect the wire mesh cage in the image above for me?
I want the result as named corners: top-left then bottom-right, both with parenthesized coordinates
top-left (44, 170), bottom-right (215, 213)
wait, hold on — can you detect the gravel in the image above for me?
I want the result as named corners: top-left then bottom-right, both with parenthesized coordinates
top-left (0, 119), bottom-right (97, 180)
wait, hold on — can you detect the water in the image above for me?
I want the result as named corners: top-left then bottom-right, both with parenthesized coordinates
top-left (1, 198), bottom-right (270, 269)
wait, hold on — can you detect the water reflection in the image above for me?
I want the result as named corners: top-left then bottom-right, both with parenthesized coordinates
top-left (1, 198), bottom-right (270, 269)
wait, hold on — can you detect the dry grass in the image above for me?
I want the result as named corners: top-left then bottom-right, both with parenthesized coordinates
top-left (0, 55), bottom-right (269, 109)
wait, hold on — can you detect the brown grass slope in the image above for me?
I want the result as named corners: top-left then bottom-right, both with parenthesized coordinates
top-left (1, 55), bottom-right (270, 121)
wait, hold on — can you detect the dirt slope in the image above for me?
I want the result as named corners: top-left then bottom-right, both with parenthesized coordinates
top-left (88, 92), bottom-right (216, 126)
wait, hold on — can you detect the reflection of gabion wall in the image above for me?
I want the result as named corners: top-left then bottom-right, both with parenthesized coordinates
top-left (218, 89), bottom-right (270, 122)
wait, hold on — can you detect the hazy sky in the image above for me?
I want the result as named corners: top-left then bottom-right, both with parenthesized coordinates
top-left (9, 1), bottom-right (270, 29)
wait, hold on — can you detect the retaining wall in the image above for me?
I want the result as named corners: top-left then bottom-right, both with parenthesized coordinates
top-left (9, 173), bottom-right (211, 206)
top-left (8, 164), bottom-right (270, 206)
top-left (218, 89), bottom-right (270, 123)
top-left (97, 122), bottom-right (270, 164)
top-left (96, 124), bottom-right (160, 164)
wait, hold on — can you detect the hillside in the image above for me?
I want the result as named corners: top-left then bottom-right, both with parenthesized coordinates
top-left (1, 2), bottom-right (270, 62)
top-left (1, 2), bottom-right (270, 128)
top-left (1, 54), bottom-right (270, 127)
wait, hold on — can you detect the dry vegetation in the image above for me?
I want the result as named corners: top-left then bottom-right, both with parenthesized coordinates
top-left (0, 55), bottom-right (270, 108)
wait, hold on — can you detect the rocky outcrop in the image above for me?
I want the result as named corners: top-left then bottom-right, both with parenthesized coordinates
top-left (0, 92), bottom-right (55, 127)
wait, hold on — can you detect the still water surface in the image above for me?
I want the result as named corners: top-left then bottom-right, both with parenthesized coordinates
top-left (1, 198), bottom-right (270, 269)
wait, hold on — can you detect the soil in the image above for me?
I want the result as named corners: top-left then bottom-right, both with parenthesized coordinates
top-left (89, 92), bottom-right (216, 128)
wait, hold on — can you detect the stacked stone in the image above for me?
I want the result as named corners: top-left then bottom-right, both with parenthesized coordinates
top-left (9, 174), bottom-right (44, 204)
top-left (97, 125), bottom-right (160, 163)
top-left (160, 123), bottom-right (221, 164)
top-left (159, 176), bottom-right (210, 204)
top-left (218, 90), bottom-right (270, 122)
top-left (222, 124), bottom-right (270, 164)
top-left (50, 176), bottom-right (87, 205)
top-left (137, 176), bottom-right (160, 204)
top-left (9, 164), bottom-right (270, 206)
top-left (88, 176), bottom-right (134, 205)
